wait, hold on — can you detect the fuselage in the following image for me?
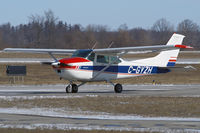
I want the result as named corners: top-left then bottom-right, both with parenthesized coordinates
top-left (53, 56), bottom-right (170, 82)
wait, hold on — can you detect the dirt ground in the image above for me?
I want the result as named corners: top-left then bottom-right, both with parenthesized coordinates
top-left (0, 96), bottom-right (200, 117)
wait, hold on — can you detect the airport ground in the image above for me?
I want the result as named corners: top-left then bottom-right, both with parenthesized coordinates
top-left (0, 84), bottom-right (200, 132)
top-left (0, 52), bottom-right (200, 132)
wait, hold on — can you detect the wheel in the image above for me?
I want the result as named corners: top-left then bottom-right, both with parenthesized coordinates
top-left (114, 83), bottom-right (123, 93)
top-left (66, 85), bottom-right (72, 93)
top-left (72, 84), bottom-right (78, 93)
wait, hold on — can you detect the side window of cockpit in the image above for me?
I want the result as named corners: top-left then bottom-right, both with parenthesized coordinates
top-left (97, 55), bottom-right (109, 64)
top-left (87, 52), bottom-right (95, 61)
top-left (110, 56), bottom-right (121, 64)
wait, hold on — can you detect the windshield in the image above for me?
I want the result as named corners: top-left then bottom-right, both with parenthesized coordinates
top-left (72, 50), bottom-right (92, 58)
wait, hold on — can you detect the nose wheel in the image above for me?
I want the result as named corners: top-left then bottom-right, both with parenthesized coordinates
top-left (66, 84), bottom-right (78, 93)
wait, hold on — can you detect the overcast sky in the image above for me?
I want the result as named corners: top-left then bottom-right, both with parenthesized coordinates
top-left (0, 0), bottom-right (199, 30)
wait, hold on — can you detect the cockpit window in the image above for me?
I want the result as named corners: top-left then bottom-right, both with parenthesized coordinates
top-left (87, 52), bottom-right (95, 61)
top-left (95, 54), bottom-right (121, 64)
top-left (97, 55), bottom-right (109, 64)
top-left (110, 56), bottom-right (121, 64)
top-left (72, 50), bottom-right (92, 58)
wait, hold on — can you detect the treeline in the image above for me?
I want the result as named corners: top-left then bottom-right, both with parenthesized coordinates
top-left (0, 10), bottom-right (199, 49)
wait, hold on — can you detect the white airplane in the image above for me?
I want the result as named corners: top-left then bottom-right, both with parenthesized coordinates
top-left (4, 33), bottom-right (192, 93)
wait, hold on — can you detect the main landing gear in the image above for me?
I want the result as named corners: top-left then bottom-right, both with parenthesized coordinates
top-left (65, 82), bottom-right (123, 93)
top-left (108, 81), bottom-right (123, 93)
top-left (114, 83), bottom-right (123, 93)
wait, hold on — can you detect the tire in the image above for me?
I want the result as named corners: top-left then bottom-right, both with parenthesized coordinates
top-left (72, 84), bottom-right (78, 93)
top-left (66, 85), bottom-right (72, 93)
top-left (114, 83), bottom-right (123, 93)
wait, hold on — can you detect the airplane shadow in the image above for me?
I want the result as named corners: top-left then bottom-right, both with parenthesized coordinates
top-left (78, 89), bottom-right (138, 94)
top-left (78, 89), bottom-right (168, 94)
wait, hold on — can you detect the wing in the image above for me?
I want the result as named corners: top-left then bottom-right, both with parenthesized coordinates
top-left (93, 44), bottom-right (192, 55)
top-left (93, 33), bottom-right (192, 55)
top-left (3, 48), bottom-right (76, 54)
top-left (3, 34), bottom-right (192, 55)
top-left (3, 45), bottom-right (192, 56)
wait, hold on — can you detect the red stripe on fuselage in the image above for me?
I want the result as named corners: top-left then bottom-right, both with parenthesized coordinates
top-left (169, 59), bottom-right (176, 62)
top-left (170, 57), bottom-right (177, 59)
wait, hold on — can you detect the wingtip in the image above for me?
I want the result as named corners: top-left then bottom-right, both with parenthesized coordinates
top-left (184, 45), bottom-right (193, 49)
top-left (175, 45), bottom-right (193, 49)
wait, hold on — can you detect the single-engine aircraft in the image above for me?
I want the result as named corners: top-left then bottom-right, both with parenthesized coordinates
top-left (4, 33), bottom-right (192, 93)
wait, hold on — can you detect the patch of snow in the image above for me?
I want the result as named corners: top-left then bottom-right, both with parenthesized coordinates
top-left (0, 107), bottom-right (200, 122)
top-left (0, 96), bottom-right (84, 101)
top-left (0, 124), bottom-right (200, 133)
top-left (0, 94), bottom-right (102, 101)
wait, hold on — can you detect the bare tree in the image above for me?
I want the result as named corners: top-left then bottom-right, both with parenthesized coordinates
top-left (151, 18), bottom-right (174, 32)
top-left (0, 14), bottom-right (200, 50)
top-left (151, 18), bottom-right (174, 44)
top-left (177, 19), bottom-right (199, 33)
top-left (118, 24), bottom-right (128, 31)
top-left (177, 19), bottom-right (200, 48)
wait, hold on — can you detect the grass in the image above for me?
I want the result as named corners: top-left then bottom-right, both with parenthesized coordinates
top-left (1, 96), bottom-right (200, 117)
top-left (0, 64), bottom-right (199, 85)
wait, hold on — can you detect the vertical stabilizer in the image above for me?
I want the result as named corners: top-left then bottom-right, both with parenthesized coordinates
top-left (156, 33), bottom-right (185, 67)
top-left (133, 33), bottom-right (185, 67)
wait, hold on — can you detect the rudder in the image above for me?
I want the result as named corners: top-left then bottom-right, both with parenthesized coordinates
top-left (155, 33), bottom-right (185, 67)
top-left (133, 33), bottom-right (185, 67)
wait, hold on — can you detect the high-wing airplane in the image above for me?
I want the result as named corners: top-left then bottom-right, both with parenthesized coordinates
top-left (4, 33), bottom-right (192, 93)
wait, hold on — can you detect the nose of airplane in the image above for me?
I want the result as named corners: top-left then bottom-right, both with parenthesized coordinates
top-left (59, 57), bottom-right (91, 64)
top-left (51, 62), bottom-right (60, 67)
top-left (52, 57), bottom-right (91, 68)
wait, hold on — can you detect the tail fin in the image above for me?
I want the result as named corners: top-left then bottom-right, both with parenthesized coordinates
top-left (155, 33), bottom-right (185, 67)
top-left (134, 33), bottom-right (185, 67)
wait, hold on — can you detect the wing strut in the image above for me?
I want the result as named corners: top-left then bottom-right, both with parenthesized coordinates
top-left (48, 52), bottom-right (58, 62)
top-left (107, 41), bottom-right (114, 48)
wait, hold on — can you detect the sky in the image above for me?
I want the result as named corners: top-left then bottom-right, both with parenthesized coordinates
top-left (0, 0), bottom-right (199, 30)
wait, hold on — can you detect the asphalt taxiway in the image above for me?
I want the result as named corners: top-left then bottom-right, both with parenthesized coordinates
top-left (0, 84), bottom-right (200, 97)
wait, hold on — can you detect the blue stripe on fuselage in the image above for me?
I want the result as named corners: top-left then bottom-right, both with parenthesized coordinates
top-left (79, 65), bottom-right (168, 74)
top-left (167, 62), bottom-right (175, 66)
